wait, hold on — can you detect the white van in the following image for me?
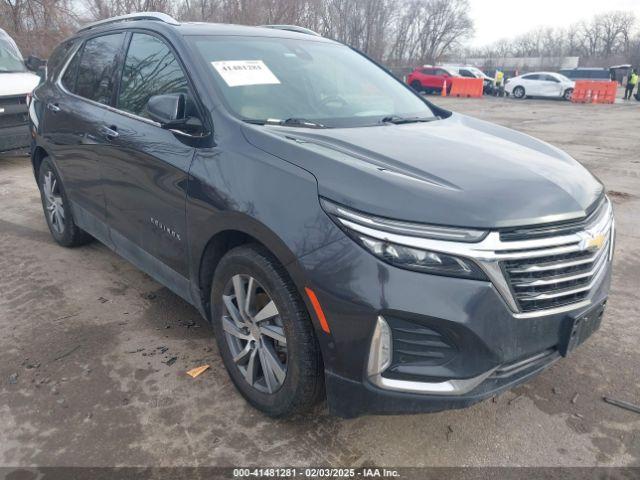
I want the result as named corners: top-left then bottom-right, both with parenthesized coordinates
top-left (0, 28), bottom-right (41, 153)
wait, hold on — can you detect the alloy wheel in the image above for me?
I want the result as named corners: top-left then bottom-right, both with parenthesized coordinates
top-left (221, 274), bottom-right (288, 394)
top-left (43, 170), bottom-right (65, 235)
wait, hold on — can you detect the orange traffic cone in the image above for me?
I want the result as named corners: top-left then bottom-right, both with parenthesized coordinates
top-left (442, 80), bottom-right (447, 97)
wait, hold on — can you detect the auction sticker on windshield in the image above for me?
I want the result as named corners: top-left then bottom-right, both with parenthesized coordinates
top-left (211, 60), bottom-right (280, 87)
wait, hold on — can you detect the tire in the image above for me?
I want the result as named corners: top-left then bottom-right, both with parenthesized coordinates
top-left (37, 157), bottom-right (92, 247)
top-left (513, 86), bottom-right (526, 99)
top-left (210, 244), bottom-right (324, 417)
top-left (411, 80), bottom-right (423, 93)
top-left (563, 88), bottom-right (574, 101)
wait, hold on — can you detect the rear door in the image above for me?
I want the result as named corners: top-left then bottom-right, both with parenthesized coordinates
top-left (521, 74), bottom-right (541, 95)
top-left (98, 31), bottom-right (204, 283)
top-left (43, 32), bottom-right (126, 234)
top-left (434, 68), bottom-right (451, 89)
top-left (420, 68), bottom-right (437, 89)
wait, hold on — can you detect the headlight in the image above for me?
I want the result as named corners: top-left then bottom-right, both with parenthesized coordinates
top-left (321, 199), bottom-right (488, 280)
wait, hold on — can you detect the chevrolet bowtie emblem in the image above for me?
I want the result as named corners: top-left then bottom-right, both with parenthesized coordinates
top-left (586, 233), bottom-right (606, 251)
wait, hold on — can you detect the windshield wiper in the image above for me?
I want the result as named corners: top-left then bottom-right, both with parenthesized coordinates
top-left (243, 118), bottom-right (328, 129)
top-left (380, 115), bottom-right (437, 125)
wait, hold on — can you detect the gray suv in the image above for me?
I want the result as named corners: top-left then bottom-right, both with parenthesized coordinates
top-left (29, 13), bottom-right (614, 418)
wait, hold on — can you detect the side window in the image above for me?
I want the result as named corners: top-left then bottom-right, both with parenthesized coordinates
top-left (544, 75), bottom-right (560, 83)
top-left (523, 74), bottom-right (540, 81)
top-left (421, 68), bottom-right (434, 75)
top-left (460, 69), bottom-right (474, 78)
top-left (118, 33), bottom-right (189, 119)
top-left (435, 69), bottom-right (449, 76)
top-left (48, 40), bottom-right (77, 82)
top-left (75, 33), bottom-right (125, 104)
top-left (61, 47), bottom-right (81, 92)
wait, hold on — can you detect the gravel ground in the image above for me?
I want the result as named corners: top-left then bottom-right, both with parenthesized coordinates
top-left (0, 95), bottom-right (639, 468)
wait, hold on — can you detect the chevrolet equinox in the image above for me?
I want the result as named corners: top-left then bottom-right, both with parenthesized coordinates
top-left (29, 13), bottom-right (615, 418)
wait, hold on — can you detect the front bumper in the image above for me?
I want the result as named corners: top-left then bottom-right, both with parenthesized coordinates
top-left (0, 94), bottom-right (31, 153)
top-left (0, 124), bottom-right (30, 153)
top-left (297, 224), bottom-right (612, 418)
top-left (327, 347), bottom-right (561, 417)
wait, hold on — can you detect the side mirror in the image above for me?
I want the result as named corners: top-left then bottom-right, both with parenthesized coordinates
top-left (25, 55), bottom-right (45, 72)
top-left (146, 93), bottom-right (186, 127)
top-left (146, 93), bottom-right (207, 138)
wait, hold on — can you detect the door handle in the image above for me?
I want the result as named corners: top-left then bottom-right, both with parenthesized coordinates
top-left (47, 103), bottom-right (61, 113)
top-left (99, 125), bottom-right (119, 140)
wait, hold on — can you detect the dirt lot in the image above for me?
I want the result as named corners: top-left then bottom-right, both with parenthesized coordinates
top-left (1, 96), bottom-right (639, 468)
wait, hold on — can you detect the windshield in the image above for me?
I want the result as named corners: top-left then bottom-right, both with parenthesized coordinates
top-left (0, 29), bottom-right (26, 73)
top-left (189, 36), bottom-right (436, 128)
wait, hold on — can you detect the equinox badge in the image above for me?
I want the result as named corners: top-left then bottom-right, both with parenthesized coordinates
top-left (150, 217), bottom-right (181, 241)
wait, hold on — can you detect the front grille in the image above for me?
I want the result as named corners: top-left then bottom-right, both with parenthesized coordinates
top-left (0, 95), bottom-right (27, 107)
top-left (500, 207), bottom-right (612, 313)
top-left (0, 95), bottom-right (29, 128)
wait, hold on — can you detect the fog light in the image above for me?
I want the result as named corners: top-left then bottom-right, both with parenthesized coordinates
top-left (367, 316), bottom-right (392, 376)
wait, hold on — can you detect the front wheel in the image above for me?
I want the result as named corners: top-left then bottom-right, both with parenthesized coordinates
top-left (210, 245), bottom-right (324, 417)
top-left (411, 80), bottom-right (423, 92)
top-left (563, 88), bottom-right (574, 101)
top-left (513, 86), bottom-right (526, 99)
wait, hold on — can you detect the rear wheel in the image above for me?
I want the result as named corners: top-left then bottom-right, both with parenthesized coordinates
top-left (210, 245), bottom-right (324, 417)
top-left (38, 157), bottom-right (92, 247)
top-left (513, 86), bottom-right (526, 99)
top-left (411, 80), bottom-right (423, 93)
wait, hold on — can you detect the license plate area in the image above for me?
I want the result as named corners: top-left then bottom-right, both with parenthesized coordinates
top-left (560, 302), bottom-right (606, 357)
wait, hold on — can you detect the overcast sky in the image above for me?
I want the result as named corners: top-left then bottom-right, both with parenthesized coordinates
top-left (468, 0), bottom-right (640, 47)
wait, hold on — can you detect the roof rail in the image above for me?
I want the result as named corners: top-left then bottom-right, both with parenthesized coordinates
top-left (78, 12), bottom-right (179, 33)
top-left (260, 25), bottom-right (321, 37)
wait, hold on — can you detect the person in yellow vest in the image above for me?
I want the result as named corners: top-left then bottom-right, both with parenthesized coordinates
top-left (624, 69), bottom-right (638, 100)
top-left (494, 69), bottom-right (505, 97)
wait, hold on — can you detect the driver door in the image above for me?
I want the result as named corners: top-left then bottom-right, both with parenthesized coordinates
top-left (540, 74), bottom-right (563, 97)
top-left (98, 32), bottom-right (200, 285)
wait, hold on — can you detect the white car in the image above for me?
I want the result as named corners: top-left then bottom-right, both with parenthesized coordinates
top-left (445, 65), bottom-right (493, 90)
top-left (0, 28), bottom-right (41, 153)
top-left (505, 71), bottom-right (575, 101)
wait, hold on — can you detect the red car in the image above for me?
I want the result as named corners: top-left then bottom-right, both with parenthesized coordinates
top-left (407, 66), bottom-right (456, 94)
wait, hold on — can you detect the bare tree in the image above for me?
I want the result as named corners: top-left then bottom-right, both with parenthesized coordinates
top-left (1, 0), bottom-right (78, 57)
top-left (465, 9), bottom-right (638, 67)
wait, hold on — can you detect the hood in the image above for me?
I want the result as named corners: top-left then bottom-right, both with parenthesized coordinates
top-left (0, 72), bottom-right (40, 97)
top-left (241, 113), bottom-right (603, 229)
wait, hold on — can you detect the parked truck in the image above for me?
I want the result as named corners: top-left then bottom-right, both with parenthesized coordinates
top-left (0, 28), bottom-right (42, 153)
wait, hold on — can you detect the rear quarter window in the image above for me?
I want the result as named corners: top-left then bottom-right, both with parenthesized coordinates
top-left (61, 48), bottom-right (81, 92)
top-left (47, 39), bottom-right (78, 82)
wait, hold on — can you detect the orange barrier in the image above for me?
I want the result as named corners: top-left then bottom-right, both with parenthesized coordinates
top-left (449, 77), bottom-right (484, 98)
top-left (571, 81), bottom-right (617, 104)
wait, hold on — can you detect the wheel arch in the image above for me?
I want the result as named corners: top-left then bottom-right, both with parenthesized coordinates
top-left (31, 145), bottom-right (49, 181)
top-left (195, 220), bottom-right (308, 324)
